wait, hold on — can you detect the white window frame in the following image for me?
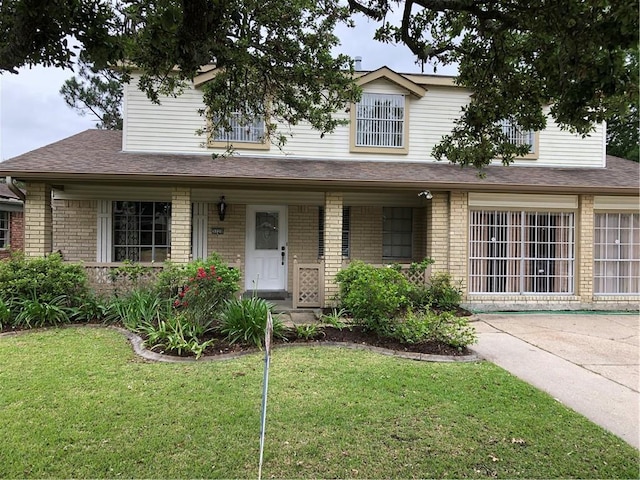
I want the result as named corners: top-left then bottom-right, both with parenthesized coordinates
top-left (469, 210), bottom-right (575, 294)
top-left (383, 207), bottom-right (413, 260)
top-left (111, 201), bottom-right (172, 263)
top-left (209, 111), bottom-right (268, 150)
top-left (501, 119), bottom-right (538, 159)
top-left (594, 212), bottom-right (640, 295)
top-left (0, 211), bottom-right (9, 249)
top-left (352, 93), bottom-right (407, 153)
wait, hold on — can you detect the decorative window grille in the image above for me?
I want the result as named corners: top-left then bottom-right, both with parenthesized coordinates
top-left (356, 93), bottom-right (405, 148)
top-left (113, 201), bottom-right (171, 262)
top-left (213, 112), bottom-right (265, 143)
top-left (469, 210), bottom-right (575, 294)
top-left (383, 207), bottom-right (413, 259)
top-left (0, 211), bottom-right (8, 248)
top-left (501, 119), bottom-right (535, 153)
top-left (594, 213), bottom-right (640, 294)
top-left (318, 207), bottom-right (350, 257)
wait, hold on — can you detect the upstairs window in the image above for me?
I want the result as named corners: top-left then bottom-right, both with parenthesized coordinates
top-left (0, 211), bottom-right (8, 248)
top-left (113, 201), bottom-right (171, 262)
top-left (501, 119), bottom-right (538, 158)
top-left (352, 93), bottom-right (407, 153)
top-left (209, 111), bottom-right (268, 150)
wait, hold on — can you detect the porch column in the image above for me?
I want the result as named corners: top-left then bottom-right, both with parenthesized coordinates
top-left (170, 187), bottom-right (192, 264)
top-left (323, 192), bottom-right (343, 307)
top-left (24, 182), bottom-right (52, 257)
top-left (427, 191), bottom-right (450, 272)
top-left (448, 191), bottom-right (468, 297)
top-left (578, 194), bottom-right (594, 303)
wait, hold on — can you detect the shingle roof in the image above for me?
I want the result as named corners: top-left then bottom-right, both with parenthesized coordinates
top-left (0, 183), bottom-right (23, 201)
top-left (0, 129), bottom-right (638, 195)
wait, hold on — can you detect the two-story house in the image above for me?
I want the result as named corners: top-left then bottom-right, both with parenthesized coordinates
top-left (1, 66), bottom-right (638, 310)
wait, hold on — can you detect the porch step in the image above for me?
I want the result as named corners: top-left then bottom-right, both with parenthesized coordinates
top-left (242, 290), bottom-right (288, 300)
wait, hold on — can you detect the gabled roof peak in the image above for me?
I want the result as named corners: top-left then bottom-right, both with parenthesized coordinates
top-left (355, 67), bottom-right (427, 98)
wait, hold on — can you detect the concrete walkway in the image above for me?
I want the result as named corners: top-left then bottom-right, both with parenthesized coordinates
top-left (472, 313), bottom-right (639, 449)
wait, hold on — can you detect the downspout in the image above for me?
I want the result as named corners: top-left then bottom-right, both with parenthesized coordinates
top-left (5, 177), bottom-right (26, 202)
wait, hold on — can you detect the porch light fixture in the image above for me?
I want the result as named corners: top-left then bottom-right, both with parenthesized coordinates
top-left (217, 196), bottom-right (227, 221)
top-left (418, 190), bottom-right (433, 200)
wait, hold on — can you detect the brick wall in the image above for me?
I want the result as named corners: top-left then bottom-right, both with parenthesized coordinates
top-left (448, 191), bottom-right (468, 298)
top-left (0, 210), bottom-right (24, 260)
top-left (427, 191), bottom-right (449, 272)
top-left (578, 194), bottom-right (594, 303)
top-left (52, 199), bottom-right (97, 261)
top-left (323, 193), bottom-right (343, 306)
top-left (24, 182), bottom-right (52, 257)
top-left (170, 187), bottom-right (191, 264)
top-left (350, 205), bottom-right (382, 263)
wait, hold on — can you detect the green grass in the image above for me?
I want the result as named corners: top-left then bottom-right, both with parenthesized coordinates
top-left (0, 327), bottom-right (637, 479)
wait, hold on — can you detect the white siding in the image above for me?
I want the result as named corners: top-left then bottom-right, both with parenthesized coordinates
top-left (123, 74), bottom-right (605, 168)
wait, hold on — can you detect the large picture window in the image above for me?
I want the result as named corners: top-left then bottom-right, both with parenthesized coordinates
top-left (594, 213), bottom-right (640, 294)
top-left (113, 202), bottom-right (171, 262)
top-left (355, 93), bottom-right (405, 149)
top-left (469, 210), bottom-right (575, 294)
top-left (0, 211), bottom-right (9, 248)
top-left (318, 207), bottom-right (350, 257)
top-left (383, 207), bottom-right (412, 260)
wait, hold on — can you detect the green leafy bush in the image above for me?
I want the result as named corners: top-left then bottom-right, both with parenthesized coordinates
top-left (0, 252), bottom-right (90, 305)
top-left (219, 297), bottom-right (286, 349)
top-left (294, 323), bottom-right (323, 340)
top-left (428, 311), bottom-right (477, 348)
top-left (14, 293), bottom-right (71, 328)
top-left (425, 272), bottom-right (463, 311)
top-left (391, 310), bottom-right (477, 348)
top-left (156, 254), bottom-right (241, 327)
top-left (139, 313), bottom-right (214, 359)
top-left (335, 261), bottom-right (411, 334)
top-left (106, 288), bottom-right (172, 331)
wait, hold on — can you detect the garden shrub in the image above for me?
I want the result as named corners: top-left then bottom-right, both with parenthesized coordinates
top-left (335, 261), bottom-right (411, 334)
top-left (391, 310), bottom-right (477, 348)
top-left (0, 252), bottom-right (90, 305)
top-left (156, 253), bottom-right (240, 327)
top-left (219, 297), bottom-right (286, 349)
top-left (107, 288), bottom-right (172, 331)
top-left (0, 252), bottom-right (92, 328)
top-left (139, 313), bottom-right (215, 359)
top-left (425, 272), bottom-right (463, 311)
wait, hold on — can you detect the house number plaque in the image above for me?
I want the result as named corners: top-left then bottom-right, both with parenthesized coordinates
top-left (211, 227), bottom-right (224, 235)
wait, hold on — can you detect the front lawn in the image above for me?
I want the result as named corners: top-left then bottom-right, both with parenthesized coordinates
top-left (0, 327), bottom-right (637, 478)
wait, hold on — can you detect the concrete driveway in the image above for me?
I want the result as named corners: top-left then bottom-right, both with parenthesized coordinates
top-left (471, 313), bottom-right (639, 449)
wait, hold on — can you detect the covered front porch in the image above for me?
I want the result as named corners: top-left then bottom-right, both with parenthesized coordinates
top-left (22, 182), bottom-right (451, 308)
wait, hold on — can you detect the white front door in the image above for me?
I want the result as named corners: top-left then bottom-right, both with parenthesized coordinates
top-left (245, 205), bottom-right (287, 291)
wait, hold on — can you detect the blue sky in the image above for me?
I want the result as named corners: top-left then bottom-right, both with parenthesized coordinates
top-left (0, 13), bottom-right (456, 161)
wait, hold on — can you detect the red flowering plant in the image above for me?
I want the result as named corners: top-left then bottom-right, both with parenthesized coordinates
top-left (156, 253), bottom-right (241, 331)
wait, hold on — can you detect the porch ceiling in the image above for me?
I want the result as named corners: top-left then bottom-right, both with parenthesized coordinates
top-left (0, 130), bottom-right (638, 195)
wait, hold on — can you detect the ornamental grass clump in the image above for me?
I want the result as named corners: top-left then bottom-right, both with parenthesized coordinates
top-left (219, 297), bottom-right (286, 349)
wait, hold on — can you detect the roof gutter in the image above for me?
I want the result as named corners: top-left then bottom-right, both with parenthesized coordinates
top-left (5, 177), bottom-right (26, 202)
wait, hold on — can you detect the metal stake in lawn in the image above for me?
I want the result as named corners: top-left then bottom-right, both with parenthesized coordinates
top-left (258, 310), bottom-right (273, 480)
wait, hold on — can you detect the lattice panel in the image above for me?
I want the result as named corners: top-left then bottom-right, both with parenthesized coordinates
top-left (293, 263), bottom-right (323, 308)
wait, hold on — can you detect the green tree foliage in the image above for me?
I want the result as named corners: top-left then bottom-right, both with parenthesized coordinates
top-left (349, 0), bottom-right (638, 168)
top-left (60, 58), bottom-right (124, 130)
top-left (1, 0), bottom-right (637, 167)
top-left (1, 0), bottom-right (359, 145)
